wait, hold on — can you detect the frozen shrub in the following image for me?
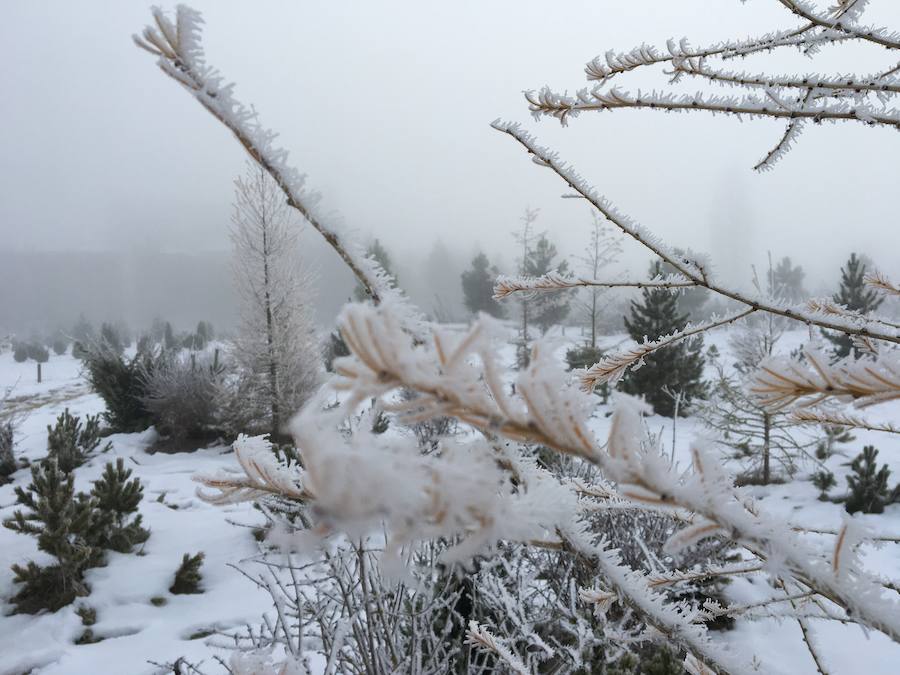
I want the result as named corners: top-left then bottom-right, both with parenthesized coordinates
top-left (141, 350), bottom-right (224, 442)
top-left (46, 408), bottom-right (108, 474)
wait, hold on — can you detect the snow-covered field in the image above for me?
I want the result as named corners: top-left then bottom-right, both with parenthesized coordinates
top-left (1, 329), bottom-right (899, 674)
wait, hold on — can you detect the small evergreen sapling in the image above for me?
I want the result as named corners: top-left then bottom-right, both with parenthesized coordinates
top-left (0, 420), bottom-right (15, 483)
top-left (88, 458), bottom-right (149, 552)
top-left (620, 263), bottom-right (706, 417)
top-left (844, 446), bottom-right (900, 514)
top-left (812, 470), bottom-right (836, 501)
top-left (83, 346), bottom-right (158, 432)
top-left (3, 459), bottom-right (149, 613)
top-left (3, 461), bottom-right (97, 613)
top-left (823, 253), bottom-right (883, 360)
top-left (170, 552), bottom-right (205, 594)
top-left (47, 408), bottom-right (109, 473)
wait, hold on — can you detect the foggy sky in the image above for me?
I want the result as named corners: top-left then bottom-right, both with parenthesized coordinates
top-left (2, 1), bottom-right (899, 330)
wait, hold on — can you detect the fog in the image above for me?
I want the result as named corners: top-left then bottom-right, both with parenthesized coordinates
top-left (2, 0), bottom-right (898, 335)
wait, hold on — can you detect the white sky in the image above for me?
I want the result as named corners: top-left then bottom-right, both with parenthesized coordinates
top-left (2, 0), bottom-right (899, 293)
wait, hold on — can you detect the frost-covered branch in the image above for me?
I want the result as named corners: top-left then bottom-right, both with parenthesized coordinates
top-left (751, 344), bottom-right (900, 410)
top-left (790, 408), bottom-right (900, 436)
top-left (133, 6), bottom-right (401, 308)
top-left (492, 120), bottom-right (900, 346)
top-left (493, 273), bottom-right (695, 300)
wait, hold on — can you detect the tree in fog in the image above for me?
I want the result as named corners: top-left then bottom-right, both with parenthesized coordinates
top-left (461, 252), bottom-right (505, 319)
top-left (575, 212), bottom-right (622, 348)
top-left (769, 256), bottom-right (806, 304)
top-left (524, 233), bottom-right (571, 334)
top-left (229, 164), bottom-right (321, 437)
top-left (824, 253), bottom-right (882, 359)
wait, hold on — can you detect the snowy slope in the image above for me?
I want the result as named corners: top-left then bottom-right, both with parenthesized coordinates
top-left (1, 332), bottom-right (899, 674)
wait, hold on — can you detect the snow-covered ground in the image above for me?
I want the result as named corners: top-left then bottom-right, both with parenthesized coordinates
top-left (1, 330), bottom-right (899, 674)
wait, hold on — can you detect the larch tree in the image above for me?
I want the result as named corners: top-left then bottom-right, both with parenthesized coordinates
top-left (229, 163), bottom-right (321, 439)
top-left (575, 212), bottom-right (622, 348)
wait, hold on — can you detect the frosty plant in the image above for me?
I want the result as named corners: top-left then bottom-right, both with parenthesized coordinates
top-left (136, 4), bottom-right (900, 674)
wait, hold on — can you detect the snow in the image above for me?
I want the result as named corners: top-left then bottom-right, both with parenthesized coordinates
top-left (1, 328), bottom-right (899, 673)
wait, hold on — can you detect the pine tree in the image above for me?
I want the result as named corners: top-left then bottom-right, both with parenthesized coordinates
top-left (824, 253), bottom-right (883, 359)
top-left (3, 461), bottom-right (97, 613)
top-left (0, 420), bottom-right (16, 482)
top-left (844, 446), bottom-right (900, 514)
top-left (83, 347), bottom-right (158, 432)
top-left (163, 322), bottom-right (178, 350)
top-left (88, 459), bottom-right (149, 552)
top-left (461, 252), bottom-right (505, 318)
top-left (170, 552), bottom-right (205, 594)
top-left (524, 234), bottom-right (571, 333)
top-left (769, 256), bottom-right (806, 303)
top-left (47, 408), bottom-right (108, 474)
top-left (620, 263), bottom-right (706, 417)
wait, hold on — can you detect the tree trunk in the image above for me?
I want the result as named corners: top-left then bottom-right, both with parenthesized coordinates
top-left (262, 220), bottom-right (280, 437)
top-left (762, 411), bottom-right (771, 485)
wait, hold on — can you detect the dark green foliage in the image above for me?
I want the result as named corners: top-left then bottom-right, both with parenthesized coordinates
top-left (620, 263), bottom-right (706, 417)
top-left (71, 315), bottom-right (95, 344)
top-left (100, 323), bottom-right (125, 355)
top-left (3, 461), bottom-right (97, 613)
top-left (83, 346), bottom-right (158, 432)
top-left (170, 552), bottom-right (205, 594)
top-left (47, 408), bottom-right (108, 473)
top-left (824, 253), bottom-right (883, 359)
top-left (812, 470), bottom-right (836, 500)
top-left (566, 344), bottom-right (609, 402)
top-left (324, 330), bottom-right (350, 372)
top-left (371, 409), bottom-right (390, 434)
top-left (524, 234), bottom-right (570, 333)
top-left (607, 646), bottom-right (686, 674)
top-left (355, 239), bottom-right (398, 301)
top-left (461, 252), bottom-right (505, 318)
top-left (844, 446), bottom-right (900, 514)
top-left (3, 458), bottom-right (149, 613)
top-left (0, 420), bottom-right (15, 481)
top-left (87, 458), bottom-right (149, 553)
top-left (12, 342), bottom-right (28, 362)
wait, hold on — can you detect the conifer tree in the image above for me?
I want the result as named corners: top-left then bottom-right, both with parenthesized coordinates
top-left (3, 461), bottom-right (97, 612)
top-left (170, 552), bottom-right (205, 594)
top-left (47, 408), bottom-right (108, 474)
top-left (100, 322), bottom-right (125, 355)
top-left (524, 234), bottom-right (571, 333)
top-left (620, 263), bottom-right (706, 417)
top-left (769, 256), bottom-right (806, 303)
top-left (88, 458), bottom-right (150, 552)
top-left (844, 446), bottom-right (900, 514)
top-left (824, 253), bottom-right (883, 359)
top-left (163, 321), bottom-right (178, 350)
top-left (461, 252), bottom-right (505, 318)
top-left (0, 420), bottom-right (14, 482)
